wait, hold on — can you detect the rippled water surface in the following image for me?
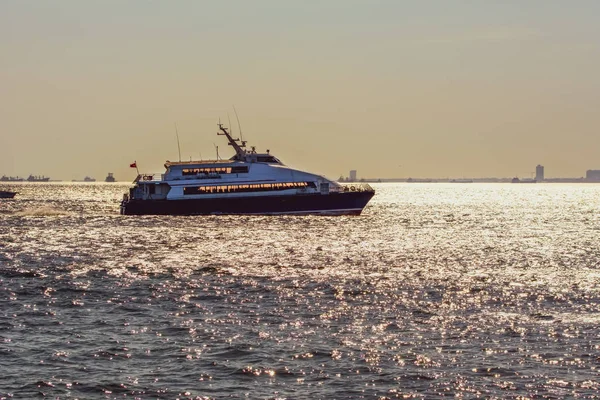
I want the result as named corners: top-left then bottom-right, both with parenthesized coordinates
top-left (2, 182), bottom-right (600, 399)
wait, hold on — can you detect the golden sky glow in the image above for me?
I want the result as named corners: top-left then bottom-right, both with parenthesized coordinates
top-left (1, 1), bottom-right (599, 181)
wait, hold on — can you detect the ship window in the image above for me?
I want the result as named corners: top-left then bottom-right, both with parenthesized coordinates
top-left (184, 181), bottom-right (311, 195)
top-left (182, 166), bottom-right (249, 176)
top-left (257, 156), bottom-right (277, 163)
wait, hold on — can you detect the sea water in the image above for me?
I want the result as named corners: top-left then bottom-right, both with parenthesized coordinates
top-left (1, 182), bottom-right (600, 399)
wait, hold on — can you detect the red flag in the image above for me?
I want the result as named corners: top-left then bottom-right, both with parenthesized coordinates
top-left (130, 162), bottom-right (137, 168)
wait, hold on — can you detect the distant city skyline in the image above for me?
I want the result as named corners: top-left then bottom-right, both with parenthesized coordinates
top-left (339, 164), bottom-right (600, 182)
top-left (1, 1), bottom-right (600, 181)
top-left (3, 162), bottom-right (600, 183)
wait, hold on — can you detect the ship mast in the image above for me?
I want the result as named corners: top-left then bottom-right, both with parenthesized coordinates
top-left (217, 123), bottom-right (247, 159)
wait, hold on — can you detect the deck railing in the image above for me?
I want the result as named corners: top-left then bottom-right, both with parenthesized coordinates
top-left (335, 183), bottom-right (374, 193)
top-left (135, 173), bottom-right (164, 182)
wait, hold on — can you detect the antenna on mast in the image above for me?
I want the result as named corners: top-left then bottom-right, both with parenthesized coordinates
top-left (213, 143), bottom-right (220, 160)
top-left (227, 113), bottom-right (233, 136)
top-left (175, 123), bottom-right (182, 162)
top-left (233, 106), bottom-right (244, 144)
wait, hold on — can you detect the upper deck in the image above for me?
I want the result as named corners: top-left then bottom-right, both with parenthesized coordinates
top-left (131, 122), bottom-right (327, 186)
top-left (164, 159), bottom-right (233, 168)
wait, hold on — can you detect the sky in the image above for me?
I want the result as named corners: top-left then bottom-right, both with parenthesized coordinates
top-left (1, 0), bottom-right (599, 181)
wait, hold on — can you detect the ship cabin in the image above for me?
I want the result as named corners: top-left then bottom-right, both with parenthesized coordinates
top-left (128, 151), bottom-right (294, 202)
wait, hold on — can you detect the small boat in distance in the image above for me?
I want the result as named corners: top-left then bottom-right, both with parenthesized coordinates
top-left (27, 175), bottom-right (50, 182)
top-left (0, 176), bottom-right (24, 182)
top-left (406, 178), bottom-right (432, 183)
top-left (450, 179), bottom-right (473, 183)
top-left (72, 176), bottom-right (97, 182)
top-left (120, 123), bottom-right (375, 216)
top-left (512, 177), bottom-right (536, 183)
top-left (105, 173), bottom-right (116, 182)
top-left (0, 190), bottom-right (17, 199)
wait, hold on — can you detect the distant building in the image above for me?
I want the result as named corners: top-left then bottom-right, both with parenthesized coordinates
top-left (586, 170), bottom-right (600, 181)
top-left (349, 170), bottom-right (357, 182)
top-left (535, 165), bottom-right (544, 182)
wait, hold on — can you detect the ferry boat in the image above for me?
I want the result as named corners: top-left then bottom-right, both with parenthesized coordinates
top-left (120, 124), bottom-right (375, 215)
top-left (0, 190), bottom-right (17, 199)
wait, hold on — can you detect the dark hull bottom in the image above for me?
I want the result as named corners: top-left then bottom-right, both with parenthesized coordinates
top-left (0, 192), bottom-right (16, 199)
top-left (121, 192), bottom-right (375, 216)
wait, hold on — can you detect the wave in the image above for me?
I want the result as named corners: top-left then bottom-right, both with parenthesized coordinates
top-left (13, 206), bottom-right (71, 217)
